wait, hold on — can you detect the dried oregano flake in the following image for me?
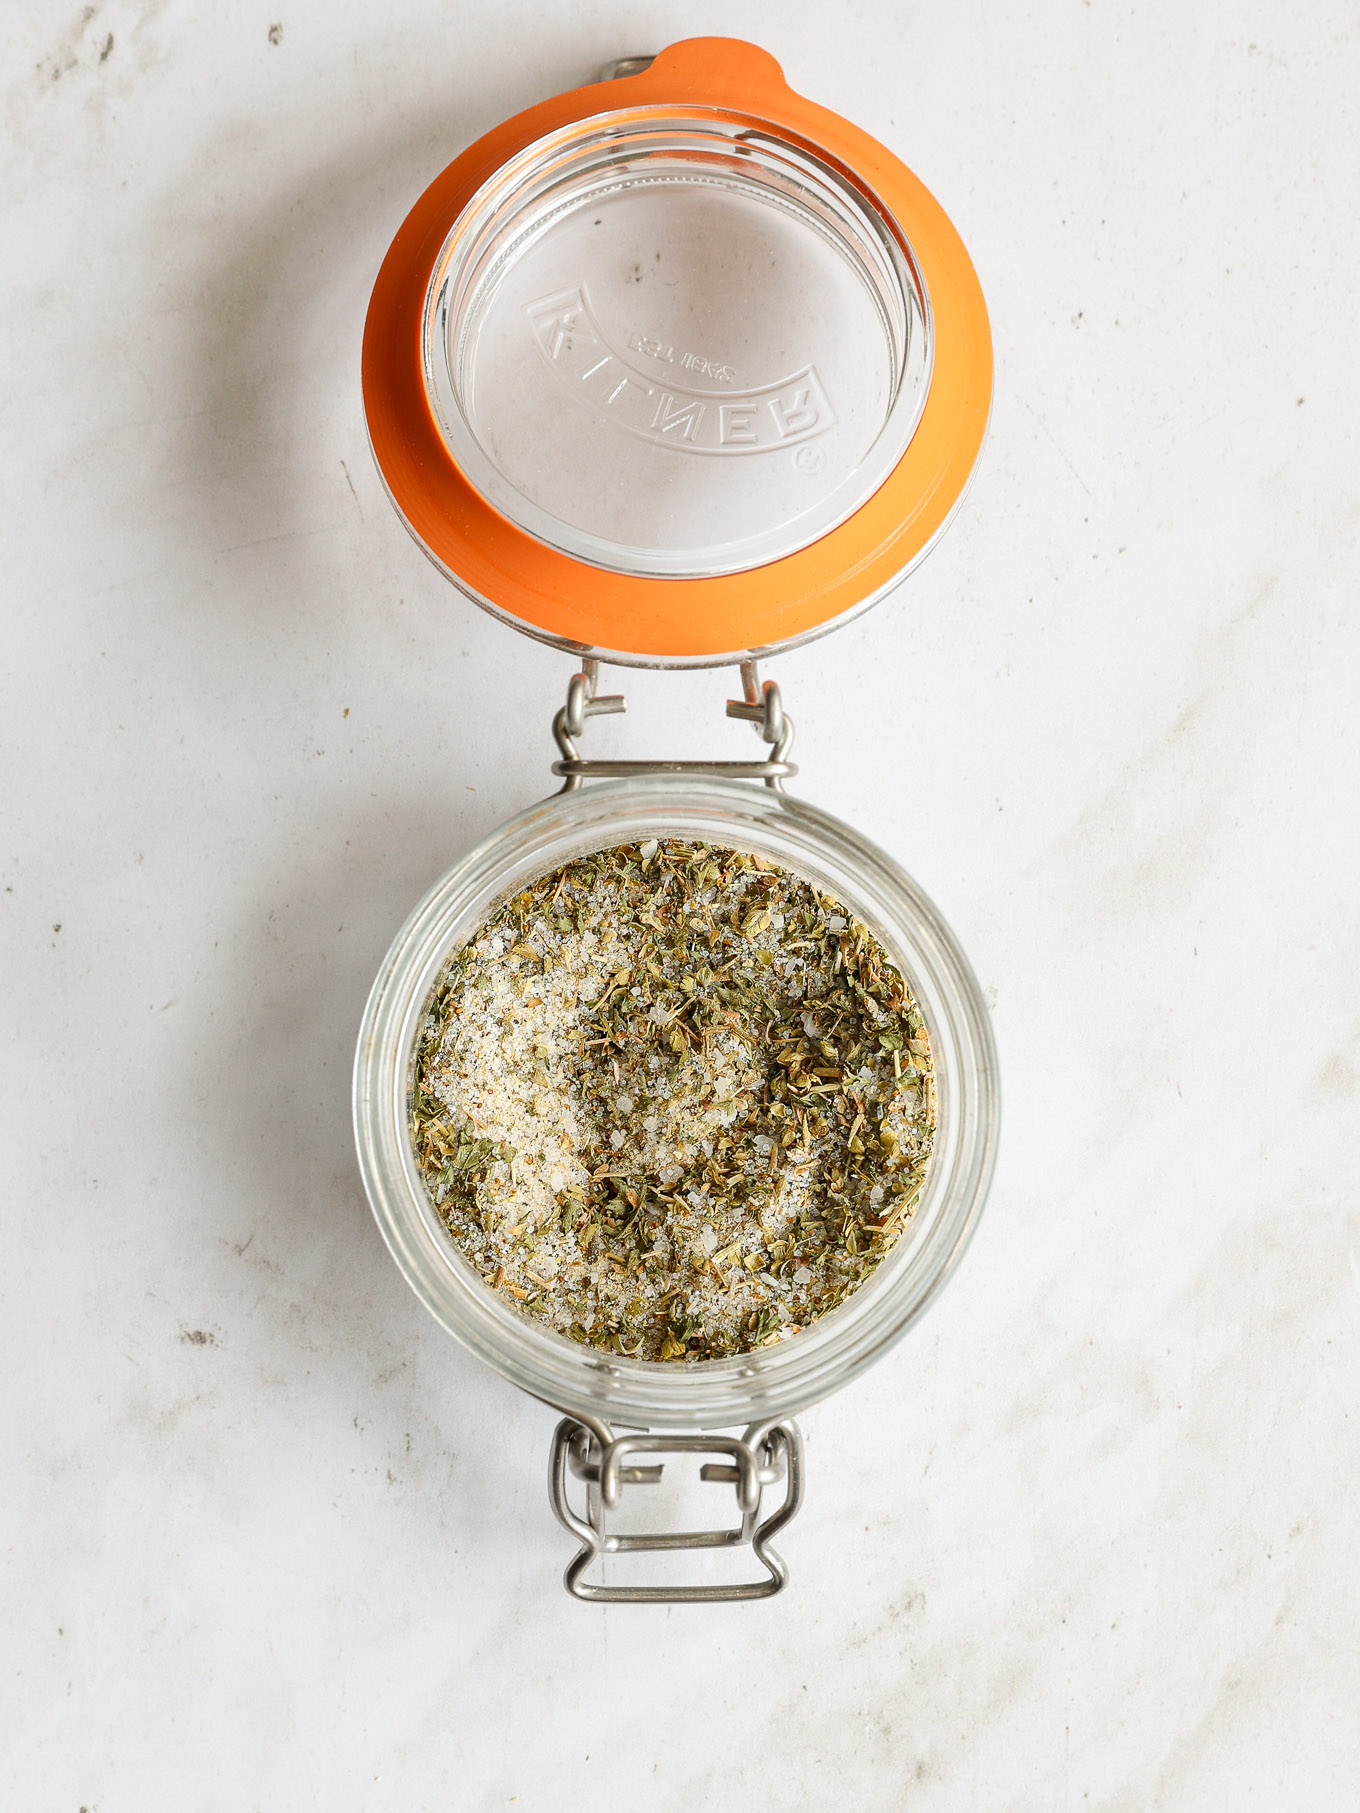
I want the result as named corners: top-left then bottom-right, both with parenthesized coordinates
top-left (409, 839), bottom-right (934, 1362)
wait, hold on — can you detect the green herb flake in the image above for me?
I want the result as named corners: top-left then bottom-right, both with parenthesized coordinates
top-left (408, 839), bottom-right (935, 1362)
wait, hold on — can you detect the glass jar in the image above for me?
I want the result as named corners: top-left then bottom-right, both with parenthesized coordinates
top-left (355, 38), bottom-right (997, 1599)
top-left (355, 774), bottom-right (997, 1596)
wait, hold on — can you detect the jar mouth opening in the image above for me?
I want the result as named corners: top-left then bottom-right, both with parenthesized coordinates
top-left (422, 108), bottom-right (933, 580)
top-left (355, 781), bottom-right (996, 1430)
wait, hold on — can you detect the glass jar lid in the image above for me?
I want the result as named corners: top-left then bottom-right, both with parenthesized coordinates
top-left (423, 113), bottom-right (932, 580)
top-left (363, 39), bottom-right (992, 662)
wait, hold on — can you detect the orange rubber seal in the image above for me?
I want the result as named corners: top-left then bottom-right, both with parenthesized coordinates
top-left (362, 39), bottom-right (992, 664)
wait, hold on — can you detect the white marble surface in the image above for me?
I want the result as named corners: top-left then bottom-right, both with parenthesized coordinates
top-left (4, 2), bottom-right (1358, 1806)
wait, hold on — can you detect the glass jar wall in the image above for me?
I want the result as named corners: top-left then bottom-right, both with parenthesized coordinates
top-left (354, 776), bottom-right (998, 1432)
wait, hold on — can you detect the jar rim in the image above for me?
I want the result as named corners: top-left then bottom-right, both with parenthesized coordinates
top-left (354, 778), bottom-right (998, 1429)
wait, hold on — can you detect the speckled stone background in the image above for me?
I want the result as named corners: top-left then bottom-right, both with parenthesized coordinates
top-left (3, 3), bottom-right (1358, 1807)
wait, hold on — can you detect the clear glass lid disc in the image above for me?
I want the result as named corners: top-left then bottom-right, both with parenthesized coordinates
top-left (422, 113), bottom-right (933, 579)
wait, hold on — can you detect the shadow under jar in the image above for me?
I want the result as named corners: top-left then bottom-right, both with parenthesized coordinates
top-left (356, 39), bottom-right (997, 1599)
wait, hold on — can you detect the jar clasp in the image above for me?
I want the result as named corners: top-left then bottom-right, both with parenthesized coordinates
top-left (548, 1416), bottom-right (805, 1602)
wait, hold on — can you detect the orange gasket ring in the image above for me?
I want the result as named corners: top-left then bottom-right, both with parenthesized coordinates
top-left (362, 38), bottom-right (992, 664)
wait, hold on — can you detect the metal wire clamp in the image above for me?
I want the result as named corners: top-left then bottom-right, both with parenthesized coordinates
top-left (552, 658), bottom-right (797, 793)
top-left (548, 1416), bottom-right (805, 1602)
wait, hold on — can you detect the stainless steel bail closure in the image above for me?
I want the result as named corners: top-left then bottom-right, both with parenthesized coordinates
top-left (551, 659), bottom-right (797, 793)
top-left (548, 1417), bottom-right (805, 1602)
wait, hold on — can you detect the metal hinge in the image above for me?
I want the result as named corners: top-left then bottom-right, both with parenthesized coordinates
top-left (552, 659), bottom-right (797, 794)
